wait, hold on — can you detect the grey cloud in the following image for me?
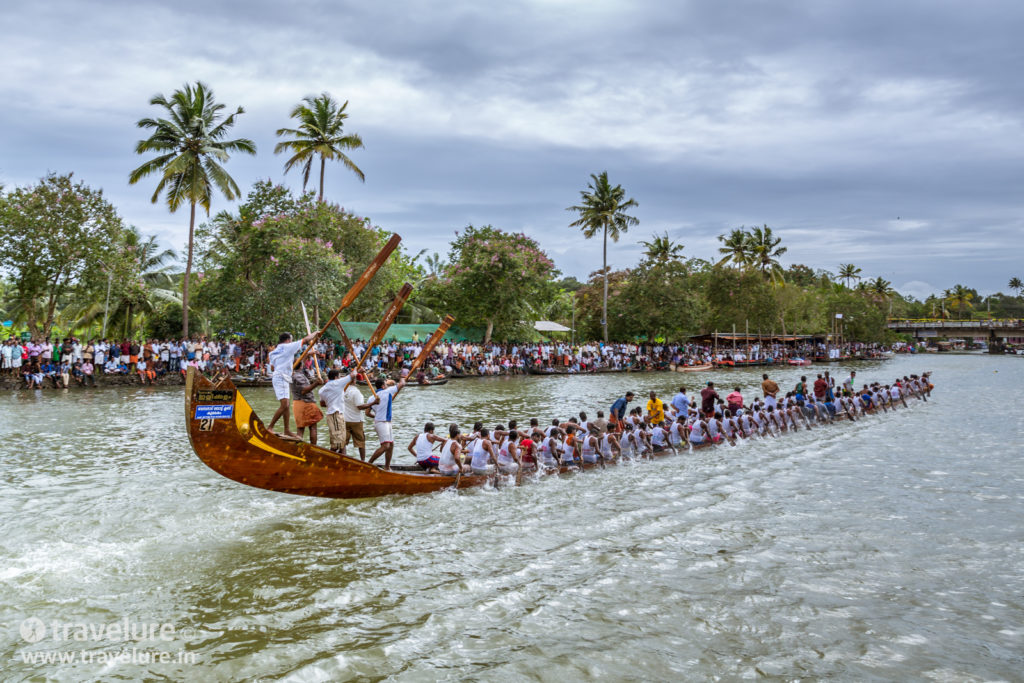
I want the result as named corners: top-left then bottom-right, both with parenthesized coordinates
top-left (2, 0), bottom-right (1023, 299)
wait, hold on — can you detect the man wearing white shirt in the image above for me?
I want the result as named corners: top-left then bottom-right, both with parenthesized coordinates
top-left (342, 380), bottom-right (367, 460)
top-left (361, 377), bottom-right (406, 470)
top-left (266, 331), bottom-right (317, 438)
top-left (318, 368), bottom-right (354, 453)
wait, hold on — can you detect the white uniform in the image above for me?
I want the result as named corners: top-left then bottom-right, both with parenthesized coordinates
top-left (470, 438), bottom-right (492, 473)
top-left (689, 421), bottom-right (706, 444)
top-left (580, 435), bottom-right (598, 463)
top-left (539, 438), bottom-right (558, 466)
top-left (497, 438), bottom-right (518, 472)
top-left (414, 433), bottom-right (434, 465)
top-left (621, 432), bottom-right (637, 458)
top-left (439, 440), bottom-right (460, 475)
top-left (268, 340), bottom-right (303, 400)
top-left (372, 385), bottom-right (399, 443)
top-left (561, 439), bottom-right (576, 465)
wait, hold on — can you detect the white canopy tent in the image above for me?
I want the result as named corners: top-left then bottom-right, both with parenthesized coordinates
top-left (533, 320), bottom-right (572, 332)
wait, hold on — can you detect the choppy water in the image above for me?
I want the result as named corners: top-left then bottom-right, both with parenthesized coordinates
top-left (1, 354), bottom-right (1022, 681)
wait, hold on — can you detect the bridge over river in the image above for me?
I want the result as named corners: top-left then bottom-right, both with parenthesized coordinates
top-left (887, 319), bottom-right (1024, 350)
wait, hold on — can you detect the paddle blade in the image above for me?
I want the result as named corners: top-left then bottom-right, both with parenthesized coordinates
top-left (408, 315), bottom-right (455, 376)
top-left (363, 283), bottom-right (415, 352)
top-left (340, 233), bottom-right (402, 310)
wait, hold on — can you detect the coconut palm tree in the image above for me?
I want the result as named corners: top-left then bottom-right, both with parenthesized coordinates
top-left (868, 276), bottom-right (894, 305)
top-left (1009, 276), bottom-right (1023, 298)
top-left (567, 171), bottom-right (638, 342)
top-left (716, 228), bottom-right (752, 268)
top-left (129, 81), bottom-right (255, 337)
top-left (838, 263), bottom-right (863, 289)
top-left (61, 227), bottom-right (181, 335)
top-left (275, 93), bottom-right (365, 203)
top-left (640, 232), bottom-right (684, 264)
top-left (747, 224), bottom-right (787, 282)
top-left (944, 284), bottom-right (975, 320)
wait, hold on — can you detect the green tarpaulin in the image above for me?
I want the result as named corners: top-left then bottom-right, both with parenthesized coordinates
top-left (325, 322), bottom-right (485, 343)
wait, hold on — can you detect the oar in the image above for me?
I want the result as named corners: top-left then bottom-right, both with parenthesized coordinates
top-left (402, 315), bottom-right (455, 380)
top-left (352, 284), bottom-right (414, 397)
top-left (294, 233), bottom-right (402, 370)
top-left (452, 444), bottom-right (463, 490)
top-left (300, 301), bottom-right (324, 382)
top-left (333, 319), bottom-right (359, 371)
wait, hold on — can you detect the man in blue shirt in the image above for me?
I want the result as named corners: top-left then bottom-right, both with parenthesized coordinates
top-left (671, 387), bottom-right (689, 417)
top-left (609, 391), bottom-right (634, 432)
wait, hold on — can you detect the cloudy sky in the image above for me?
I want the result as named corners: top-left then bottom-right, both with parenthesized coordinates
top-left (2, 0), bottom-right (1021, 299)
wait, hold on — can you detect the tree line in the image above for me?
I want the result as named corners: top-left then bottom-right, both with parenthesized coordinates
top-left (1, 81), bottom-right (1021, 342)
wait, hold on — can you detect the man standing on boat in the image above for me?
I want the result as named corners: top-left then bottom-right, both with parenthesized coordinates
top-left (700, 381), bottom-right (720, 418)
top-left (671, 387), bottom-right (690, 418)
top-left (319, 368), bottom-right (355, 454)
top-left (761, 373), bottom-right (780, 409)
top-left (362, 377), bottom-right (407, 470)
top-left (267, 331), bottom-right (318, 438)
top-left (343, 376), bottom-right (368, 460)
top-left (610, 391), bottom-right (634, 432)
top-left (646, 390), bottom-right (666, 426)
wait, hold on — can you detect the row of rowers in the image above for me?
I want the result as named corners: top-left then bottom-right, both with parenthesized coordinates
top-left (406, 371), bottom-right (935, 476)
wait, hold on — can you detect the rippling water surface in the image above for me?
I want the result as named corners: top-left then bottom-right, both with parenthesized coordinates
top-left (1, 355), bottom-right (1022, 681)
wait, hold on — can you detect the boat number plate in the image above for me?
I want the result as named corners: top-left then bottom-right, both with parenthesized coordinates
top-left (195, 404), bottom-right (234, 420)
top-left (198, 418), bottom-right (214, 431)
top-left (196, 390), bottom-right (234, 402)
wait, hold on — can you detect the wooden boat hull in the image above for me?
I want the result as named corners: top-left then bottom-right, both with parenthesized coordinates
top-left (185, 368), bottom-right (923, 500)
top-left (672, 363), bottom-right (713, 372)
top-left (185, 368), bottom-right (490, 498)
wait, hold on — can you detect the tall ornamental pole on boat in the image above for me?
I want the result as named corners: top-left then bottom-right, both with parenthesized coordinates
top-left (301, 301), bottom-right (324, 382)
top-left (293, 233), bottom-right (402, 371)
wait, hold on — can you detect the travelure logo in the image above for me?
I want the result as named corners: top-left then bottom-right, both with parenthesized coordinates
top-left (18, 617), bottom-right (187, 643)
top-left (20, 618), bottom-right (46, 643)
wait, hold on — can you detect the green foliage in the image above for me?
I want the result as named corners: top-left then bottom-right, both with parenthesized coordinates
top-left (275, 93), bottom-right (365, 201)
top-left (824, 289), bottom-right (891, 342)
top-left (147, 304), bottom-right (183, 339)
top-left (129, 81), bottom-right (256, 212)
top-left (716, 225), bottom-right (786, 282)
top-left (702, 266), bottom-right (780, 333)
top-left (0, 173), bottom-right (125, 336)
top-left (615, 258), bottom-right (706, 340)
top-left (784, 263), bottom-right (817, 287)
top-left (195, 182), bottom-right (415, 339)
top-left (640, 232), bottom-right (685, 264)
top-left (420, 225), bottom-right (559, 342)
top-left (838, 263), bottom-right (863, 288)
top-left (943, 284), bottom-right (976, 319)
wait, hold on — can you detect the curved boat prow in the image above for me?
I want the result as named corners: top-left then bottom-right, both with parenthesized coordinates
top-left (184, 367), bottom-right (487, 499)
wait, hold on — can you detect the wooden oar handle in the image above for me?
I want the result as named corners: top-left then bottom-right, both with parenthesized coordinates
top-left (294, 233), bottom-right (401, 370)
top-left (354, 283), bottom-right (414, 370)
top-left (406, 315), bottom-right (454, 377)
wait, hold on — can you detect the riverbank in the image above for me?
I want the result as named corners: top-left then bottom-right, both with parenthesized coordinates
top-left (0, 373), bottom-right (186, 391)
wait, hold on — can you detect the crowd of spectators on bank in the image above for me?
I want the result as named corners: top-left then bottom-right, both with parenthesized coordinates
top-left (2, 334), bottom-right (895, 390)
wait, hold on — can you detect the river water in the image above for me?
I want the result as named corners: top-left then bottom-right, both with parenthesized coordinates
top-left (1, 354), bottom-right (1021, 681)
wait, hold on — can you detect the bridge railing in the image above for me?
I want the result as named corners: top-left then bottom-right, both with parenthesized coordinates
top-left (886, 318), bottom-right (1024, 329)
